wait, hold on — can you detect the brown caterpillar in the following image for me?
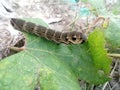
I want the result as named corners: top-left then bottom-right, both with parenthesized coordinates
top-left (10, 18), bottom-right (87, 44)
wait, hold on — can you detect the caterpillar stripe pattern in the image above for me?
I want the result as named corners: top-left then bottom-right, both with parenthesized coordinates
top-left (10, 18), bottom-right (87, 44)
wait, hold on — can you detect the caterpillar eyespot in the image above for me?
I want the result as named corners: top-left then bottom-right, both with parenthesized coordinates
top-left (10, 18), bottom-right (87, 44)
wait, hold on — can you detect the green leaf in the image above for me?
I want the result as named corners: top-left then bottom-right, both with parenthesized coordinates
top-left (0, 51), bottom-right (81, 90)
top-left (0, 18), bottom-right (111, 90)
top-left (88, 28), bottom-right (111, 74)
top-left (87, 0), bottom-right (120, 48)
top-left (104, 18), bottom-right (120, 48)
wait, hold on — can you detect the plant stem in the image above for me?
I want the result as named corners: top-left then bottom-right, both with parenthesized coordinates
top-left (108, 53), bottom-right (120, 58)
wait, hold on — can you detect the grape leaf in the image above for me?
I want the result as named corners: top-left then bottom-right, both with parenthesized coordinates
top-left (0, 18), bottom-right (111, 90)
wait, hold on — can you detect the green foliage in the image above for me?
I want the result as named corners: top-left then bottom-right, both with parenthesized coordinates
top-left (81, 0), bottom-right (88, 3)
top-left (112, 8), bottom-right (120, 15)
top-left (88, 28), bottom-right (111, 74)
top-left (0, 18), bottom-right (111, 90)
top-left (87, 0), bottom-right (107, 15)
top-left (104, 18), bottom-right (120, 47)
top-left (87, 0), bottom-right (120, 48)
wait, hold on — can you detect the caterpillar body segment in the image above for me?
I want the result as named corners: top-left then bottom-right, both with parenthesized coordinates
top-left (10, 18), bottom-right (87, 44)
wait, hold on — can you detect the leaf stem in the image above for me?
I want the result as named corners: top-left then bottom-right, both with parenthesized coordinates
top-left (10, 46), bottom-right (25, 52)
top-left (108, 53), bottom-right (120, 58)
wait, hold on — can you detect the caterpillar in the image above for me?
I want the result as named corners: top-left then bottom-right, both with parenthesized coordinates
top-left (10, 18), bottom-right (87, 44)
